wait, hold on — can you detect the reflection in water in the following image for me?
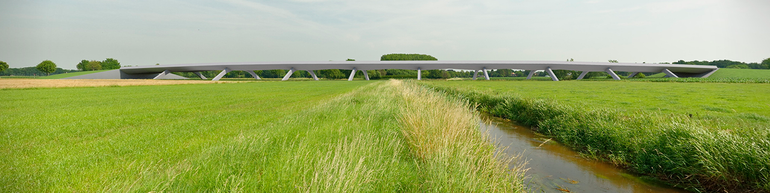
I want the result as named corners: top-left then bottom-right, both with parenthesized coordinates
top-left (480, 115), bottom-right (687, 193)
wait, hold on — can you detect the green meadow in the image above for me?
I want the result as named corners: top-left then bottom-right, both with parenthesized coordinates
top-left (421, 80), bottom-right (770, 192)
top-left (425, 81), bottom-right (770, 118)
top-left (1, 80), bottom-right (524, 192)
top-left (709, 68), bottom-right (770, 79)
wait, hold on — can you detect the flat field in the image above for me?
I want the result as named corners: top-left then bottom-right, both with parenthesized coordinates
top-left (422, 80), bottom-right (770, 191)
top-left (709, 68), bottom-right (770, 79)
top-left (1, 80), bottom-right (524, 192)
top-left (0, 79), bottom-right (227, 89)
top-left (426, 81), bottom-right (770, 118)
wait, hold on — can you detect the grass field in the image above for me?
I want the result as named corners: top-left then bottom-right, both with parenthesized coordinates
top-left (421, 80), bottom-right (770, 192)
top-left (708, 68), bottom-right (770, 78)
top-left (1, 80), bottom-right (525, 192)
top-left (424, 81), bottom-right (770, 118)
top-left (0, 79), bottom-right (228, 89)
top-left (36, 70), bottom-right (111, 79)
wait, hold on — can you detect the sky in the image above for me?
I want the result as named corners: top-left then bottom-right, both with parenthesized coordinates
top-left (1, 0), bottom-right (768, 69)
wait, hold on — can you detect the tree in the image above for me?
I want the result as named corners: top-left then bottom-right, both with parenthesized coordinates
top-left (101, 58), bottom-right (121, 70)
top-left (367, 70), bottom-right (381, 79)
top-left (0, 61), bottom-right (8, 73)
top-left (259, 69), bottom-right (286, 78)
top-left (672, 59), bottom-right (764, 68)
top-left (552, 70), bottom-right (578, 80)
top-left (584, 72), bottom-right (608, 79)
top-left (381, 53), bottom-right (437, 61)
top-left (346, 58), bottom-right (355, 61)
top-left (727, 64), bottom-right (749, 69)
top-left (76, 60), bottom-right (89, 71)
top-left (497, 69), bottom-right (513, 77)
top-left (319, 69), bottom-right (345, 79)
top-left (87, 60), bottom-right (102, 71)
top-left (440, 70), bottom-right (449, 79)
top-left (608, 60), bottom-right (618, 63)
top-left (36, 60), bottom-right (57, 76)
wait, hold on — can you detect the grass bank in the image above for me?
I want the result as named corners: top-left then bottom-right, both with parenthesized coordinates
top-left (421, 81), bottom-right (770, 192)
top-left (1, 80), bottom-right (525, 192)
top-left (37, 70), bottom-right (111, 79)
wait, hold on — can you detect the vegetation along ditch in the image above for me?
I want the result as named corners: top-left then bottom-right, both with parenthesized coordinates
top-left (420, 81), bottom-right (770, 192)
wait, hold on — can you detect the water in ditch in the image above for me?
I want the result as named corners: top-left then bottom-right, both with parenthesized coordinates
top-left (480, 115), bottom-right (687, 193)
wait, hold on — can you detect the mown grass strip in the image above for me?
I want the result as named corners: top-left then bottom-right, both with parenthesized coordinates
top-left (421, 82), bottom-right (770, 192)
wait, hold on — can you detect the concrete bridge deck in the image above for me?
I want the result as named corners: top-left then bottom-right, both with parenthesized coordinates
top-left (69, 61), bottom-right (719, 81)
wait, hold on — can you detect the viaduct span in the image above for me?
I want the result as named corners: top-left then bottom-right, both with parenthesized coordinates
top-left (69, 61), bottom-right (719, 81)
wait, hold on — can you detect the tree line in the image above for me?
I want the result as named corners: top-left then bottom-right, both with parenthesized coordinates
top-left (0, 58), bottom-right (121, 76)
top-left (674, 58), bottom-right (770, 69)
top-left (76, 58), bottom-right (121, 71)
top-left (0, 60), bottom-right (77, 76)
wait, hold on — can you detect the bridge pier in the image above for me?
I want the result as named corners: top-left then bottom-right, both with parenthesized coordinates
top-left (417, 68), bottom-right (421, 80)
top-left (606, 68), bottom-right (621, 80)
top-left (577, 71), bottom-right (589, 80)
top-left (246, 71), bottom-right (261, 80)
top-left (545, 67), bottom-right (559, 81)
top-left (153, 70), bottom-right (171, 79)
top-left (483, 68), bottom-right (490, 80)
top-left (473, 70), bottom-right (479, 80)
top-left (282, 67), bottom-right (295, 81)
top-left (363, 70), bottom-right (370, 80)
top-left (212, 68), bottom-right (231, 81)
top-left (627, 72), bottom-right (640, 78)
top-left (526, 70), bottom-right (535, 80)
top-left (348, 67), bottom-right (356, 81)
top-left (307, 70), bottom-right (318, 80)
top-left (662, 68), bottom-right (679, 78)
top-left (193, 72), bottom-right (207, 80)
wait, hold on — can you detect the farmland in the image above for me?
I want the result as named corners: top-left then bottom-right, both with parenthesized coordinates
top-left (423, 81), bottom-right (770, 118)
top-left (709, 68), bottom-right (770, 79)
top-left (0, 80), bottom-right (524, 192)
top-left (421, 80), bottom-right (770, 192)
top-left (0, 79), bottom-right (228, 89)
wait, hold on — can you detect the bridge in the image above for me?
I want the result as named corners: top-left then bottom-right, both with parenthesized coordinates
top-left (67, 61), bottom-right (719, 81)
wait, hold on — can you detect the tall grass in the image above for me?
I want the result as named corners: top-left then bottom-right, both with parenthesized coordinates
top-left (422, 83), bottom-right (770, 192)
top-left (394, 80), bottom-right (527, 192)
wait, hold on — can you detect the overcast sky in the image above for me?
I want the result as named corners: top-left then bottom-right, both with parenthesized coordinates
top-left (1, 0), bottom-right (768, 69)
